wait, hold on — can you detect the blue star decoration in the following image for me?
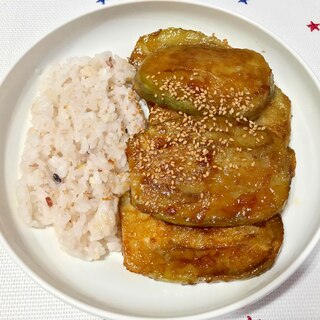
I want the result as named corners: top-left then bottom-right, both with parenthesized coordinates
top-left (96, 0), bottom-right (106, 4)
top-left (238, 0), bottom-right (248, 4)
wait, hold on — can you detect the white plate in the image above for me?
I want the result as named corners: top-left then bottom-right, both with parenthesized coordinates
top-left (1, 0), bottom-right (320, 319)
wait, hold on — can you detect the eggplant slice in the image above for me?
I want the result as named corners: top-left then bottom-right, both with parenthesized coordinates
top-left (127, 110), bottom-right (295, 227)
top-left (120, 192), bottom-right (284, 284)
top-left (134, 45), bottom-right (274, 120)
top-left (129, 27), bottom-right (230, 68)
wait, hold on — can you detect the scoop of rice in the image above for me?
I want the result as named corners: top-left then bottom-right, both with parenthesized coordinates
top-left (17, 52), bottom-right (145, 260)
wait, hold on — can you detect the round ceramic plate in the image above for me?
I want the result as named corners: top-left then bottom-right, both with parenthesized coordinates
top-left (1, 0), bottom-right (320, 319)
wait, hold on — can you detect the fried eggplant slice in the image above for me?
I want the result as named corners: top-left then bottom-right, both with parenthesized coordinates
top-left (127, 113), bottom-right (295, 227)
top-left (129, 27), bottom-right (229, 68)
top-left (257, 86), bottom-right (291, 146)
top-left (149, 86), bottom-right (291, 145)
top-left (120, 193), bottom-right (284, 284)
top-left (134, 45), bottom-right (274, 120)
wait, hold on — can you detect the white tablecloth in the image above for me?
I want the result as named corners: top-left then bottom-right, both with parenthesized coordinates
top-left (1, 0), bottom-right (319, 319)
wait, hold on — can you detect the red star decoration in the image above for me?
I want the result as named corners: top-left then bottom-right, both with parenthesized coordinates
top-left (307, 21), bottom-right (320, 32)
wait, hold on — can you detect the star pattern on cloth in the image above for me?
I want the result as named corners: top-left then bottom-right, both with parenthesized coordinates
top-left (307, 21), bottom-right (320, 32)
top-left (238, 0), bottom-right (248, 4)
top-left (96, 0), bottom-right (106, 4)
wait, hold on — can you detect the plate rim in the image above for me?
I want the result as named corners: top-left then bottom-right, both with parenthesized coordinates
top-left (0, 0), bottom-right (320, 319)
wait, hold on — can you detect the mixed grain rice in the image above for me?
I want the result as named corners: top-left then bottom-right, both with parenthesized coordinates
top-left (17, 52), bottom-right (145, 260)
